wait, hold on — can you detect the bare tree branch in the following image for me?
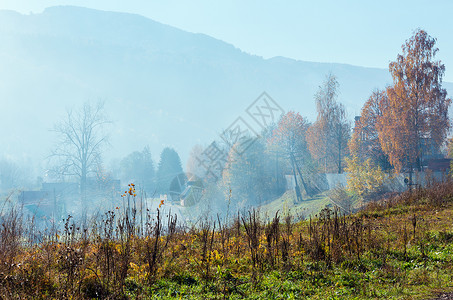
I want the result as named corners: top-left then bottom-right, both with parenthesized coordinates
top-left (48, 101), bottom-right (110, 196)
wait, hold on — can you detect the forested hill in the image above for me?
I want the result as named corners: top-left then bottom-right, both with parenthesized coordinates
top-left (1, 6), bottom-right (452, 162)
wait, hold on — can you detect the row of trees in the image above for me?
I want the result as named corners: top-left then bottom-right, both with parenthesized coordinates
top-left (45, 29), bottom-right (450, 209)
top-left (214, 29), bottom-right (451, 208)
top-left (112, 147), bottom-right (184, 196)
top-left (349, 29), bottom-right (451, 192)
top-left (218, 74), bottom-right (351, 207)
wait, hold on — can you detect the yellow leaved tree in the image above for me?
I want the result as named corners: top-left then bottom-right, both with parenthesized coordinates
top-left (345, 156), bottom-right (387, 198)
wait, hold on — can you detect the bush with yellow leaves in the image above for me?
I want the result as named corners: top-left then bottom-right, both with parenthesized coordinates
top-left (345, 155), bottom-right (388, 199)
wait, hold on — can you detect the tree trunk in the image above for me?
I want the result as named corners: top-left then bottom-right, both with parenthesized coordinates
top-left (338, 135), bottom-right (342, 174)
top-left (81, 162), bottom-right (87, 210)
top-left (290, 157), bottom-right (303, 202)
top-left (291, 153), bottom-right (312, 198)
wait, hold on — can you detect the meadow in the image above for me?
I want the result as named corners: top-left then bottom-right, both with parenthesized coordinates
top-left (1, 181), bottom-right (453, 299)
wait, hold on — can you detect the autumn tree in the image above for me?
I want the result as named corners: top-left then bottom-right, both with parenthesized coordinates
top-left (349, 89), bottom-right (391, 170)
top-left (222, 139), bottom-right (281, 208)
top-left (271, 111), bottom-right (313, 200)
top-left (50, 101), bottom-right (110, 198)
top-left (345, 156), bottom-right (386, 200)
top-left (377, 29), bottom-right (451, 174)
top-left (307, 73), bottom-right (350, 173)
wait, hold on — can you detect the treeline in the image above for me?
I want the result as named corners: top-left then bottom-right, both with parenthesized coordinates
top-left (219, 74), bottom-right (350, 207)
top-left (115, 146), bottom-right (185, 196)
top-left (192, 29), bottom-right (449, 210)
top-left (84, 29), bottom-right (452, 211)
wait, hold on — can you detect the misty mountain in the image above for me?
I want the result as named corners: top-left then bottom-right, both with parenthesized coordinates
top-left (1, 6), bottom-right (452, 167)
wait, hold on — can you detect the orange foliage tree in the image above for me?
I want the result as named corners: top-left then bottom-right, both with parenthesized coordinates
top-left (271, 111), bottom-right (313, 200)
top-left (376, 29), bottom-right (451, 173)
top-left (307, 74), bottom-right (350, 173)
top-left (349, 89), bottom-right (390, 170)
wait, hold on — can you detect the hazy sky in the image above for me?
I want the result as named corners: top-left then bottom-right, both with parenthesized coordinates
top-left (1, 0), bottom-right (452, 81)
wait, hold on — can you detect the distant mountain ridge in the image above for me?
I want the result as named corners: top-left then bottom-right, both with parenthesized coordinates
top-left (1, 6), bottom-right (452, 165)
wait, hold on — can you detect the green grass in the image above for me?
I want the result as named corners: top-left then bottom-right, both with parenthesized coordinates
top-left (2, 181), bottom-right (453, 299)
top-left (259, 190), bottom-right (331, 219)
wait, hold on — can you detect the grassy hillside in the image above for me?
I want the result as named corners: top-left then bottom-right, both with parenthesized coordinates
top-left (1, 181), bottom-right (453, 299)
top-left (259, 190), bottom-right (331, 220)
